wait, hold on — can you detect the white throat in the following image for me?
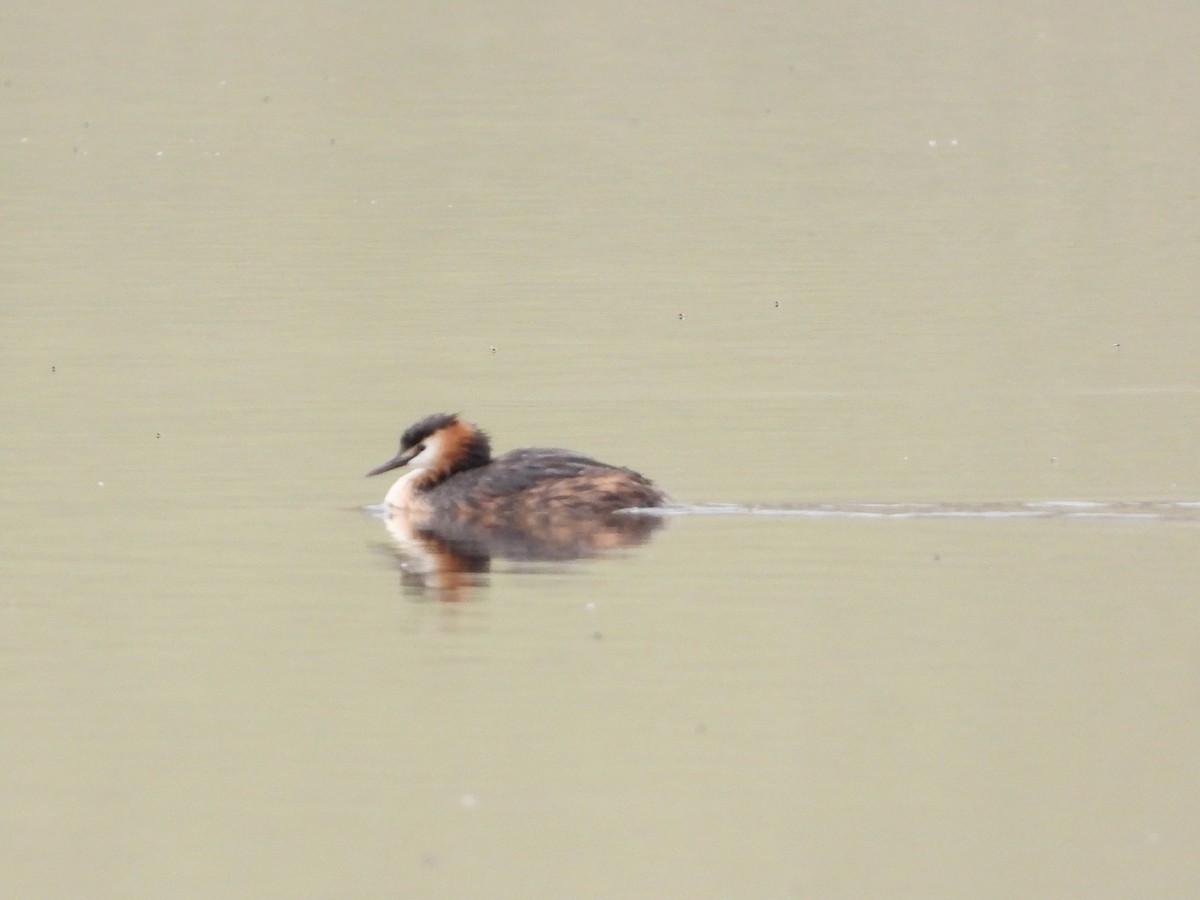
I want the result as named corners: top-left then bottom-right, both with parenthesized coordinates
top-left (382, 433), bottom-right (445, 509)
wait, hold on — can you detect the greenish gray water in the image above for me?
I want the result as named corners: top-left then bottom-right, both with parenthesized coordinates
top-left (3, 2), bottom-right (1198, 897)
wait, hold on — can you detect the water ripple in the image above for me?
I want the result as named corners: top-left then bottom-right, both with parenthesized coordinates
top-left (634, 500), bottom-right (1200, 521)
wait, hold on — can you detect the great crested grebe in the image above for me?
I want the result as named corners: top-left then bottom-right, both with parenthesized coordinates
top-left (366, 413), bottom-right (667, 523)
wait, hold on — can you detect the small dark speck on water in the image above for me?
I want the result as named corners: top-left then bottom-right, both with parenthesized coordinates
top-left (932, 553), bottom-right (941, 562)
top-left (677, 313), bottom-right (685, 320)
top-left (592, 631), bottom-right (603, 641)
top-left (774, 300), bottom-right (780, 308)
top-left (263, 95), bottom-right (270, 103)
top-left (694, 723), bottom-right (708, 735)
top-left (489, 345), bottom-right (496, 353)
top-left (51, 365), bottom-right (56, 372)
top-left (156, 433), bottom-right (161, 439)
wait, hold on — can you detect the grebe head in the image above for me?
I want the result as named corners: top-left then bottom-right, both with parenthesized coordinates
top-left (366, 413), bottom-right (492, 479)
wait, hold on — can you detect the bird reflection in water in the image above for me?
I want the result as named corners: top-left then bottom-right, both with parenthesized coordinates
top-left (366, 414), bottom-right (668, 600)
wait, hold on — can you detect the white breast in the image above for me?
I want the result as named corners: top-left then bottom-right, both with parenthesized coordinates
top-left (383, 469), bottom-right (425, 509)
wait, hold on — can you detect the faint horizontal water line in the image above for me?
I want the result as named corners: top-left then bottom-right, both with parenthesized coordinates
top-left (633, 501), bottom-right (1200, 521)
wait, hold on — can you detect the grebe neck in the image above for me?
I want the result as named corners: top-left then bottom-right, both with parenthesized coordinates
top-left (439, 421), bottom-right (491, 477)
top-left (383, 420), bottom-right (491, 508)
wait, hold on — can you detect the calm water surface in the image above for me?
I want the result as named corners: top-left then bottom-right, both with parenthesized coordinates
top-left (3, 2), bottom-right (1199, 897)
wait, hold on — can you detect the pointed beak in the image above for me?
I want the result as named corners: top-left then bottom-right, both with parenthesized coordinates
top-left (366, 446), bottom-right (418, 477)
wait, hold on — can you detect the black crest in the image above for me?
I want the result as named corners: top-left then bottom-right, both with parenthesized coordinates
top-left (401, 412), bottom-right (460, 450)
